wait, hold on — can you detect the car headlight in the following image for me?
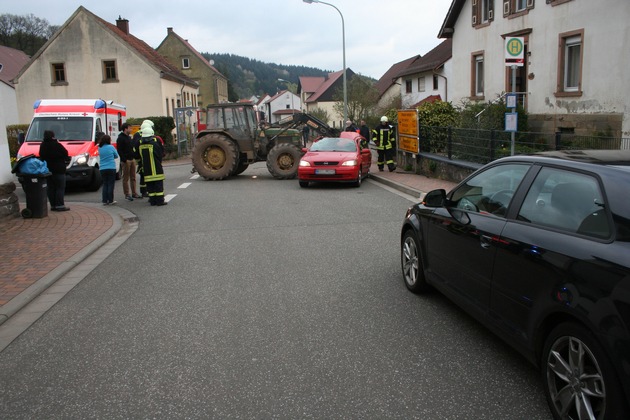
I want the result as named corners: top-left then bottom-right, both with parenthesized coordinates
top-left (74, 153), bottom-right (89, 166)
top-left (299, 160), bottom-right (311, 167)
top-left (341, 159), bottom-right (358, 166)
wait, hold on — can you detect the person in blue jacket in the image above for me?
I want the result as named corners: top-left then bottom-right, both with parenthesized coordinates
top-left (98, 134), bottom-right (119, 205)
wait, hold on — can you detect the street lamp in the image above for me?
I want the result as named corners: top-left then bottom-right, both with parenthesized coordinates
top-left (277, 78), bottom-right (295, 115)
top-left (302, 0), bottom-right (347, 125)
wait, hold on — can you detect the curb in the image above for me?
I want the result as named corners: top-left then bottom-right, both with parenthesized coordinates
top-left (0, 203), bottom-right (138, 326)
top-left (368, 173), bottom-right (422, 199)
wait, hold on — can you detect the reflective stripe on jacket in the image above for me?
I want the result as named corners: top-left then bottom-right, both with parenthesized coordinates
top-left (372, 125), bottom-right (395, 150)
top-left (139, 137), bottom-right (165, 182)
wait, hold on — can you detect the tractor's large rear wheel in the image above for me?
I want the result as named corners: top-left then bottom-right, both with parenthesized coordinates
top-left (192, 134), bottom-right (238, 180)
top-left (266, 143), bottom-right (301, 179)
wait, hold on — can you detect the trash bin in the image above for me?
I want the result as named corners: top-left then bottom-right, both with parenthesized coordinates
top-left (17, 173), bottom-right (50, 218)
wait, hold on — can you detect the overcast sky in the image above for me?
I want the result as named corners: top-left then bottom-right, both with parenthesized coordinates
top-left (4, 0), bottom-right (452, 79)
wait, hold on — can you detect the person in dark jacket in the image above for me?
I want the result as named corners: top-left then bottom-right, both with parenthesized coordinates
top-left (117, 123), bottom-right (141, 201)
top-left (359, 120), bottom-right (370, 141)
top-left (39, 130), bottom-right (70, 211)
top-left (344, 120), bottom-right (358, 132)
top-left (138, 126), bottom-right (167, 206)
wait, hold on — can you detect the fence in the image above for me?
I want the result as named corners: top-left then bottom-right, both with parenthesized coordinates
top-left (418, 126), bottom-right (630, 165)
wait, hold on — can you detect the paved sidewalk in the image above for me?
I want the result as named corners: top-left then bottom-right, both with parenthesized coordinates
top-left (0, 157), bottom-right (458, 336)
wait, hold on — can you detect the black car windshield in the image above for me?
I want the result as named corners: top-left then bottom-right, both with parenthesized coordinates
top-left (311, 137), bottom-right (357, 152)
top-left (26, 117), bottom-right (93, 141)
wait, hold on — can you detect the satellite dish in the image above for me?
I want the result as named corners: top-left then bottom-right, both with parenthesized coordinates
top-left (209, 60), bottom-right (215, 65)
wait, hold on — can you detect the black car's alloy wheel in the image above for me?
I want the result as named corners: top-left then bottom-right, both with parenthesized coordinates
top-left (401, 230), bottom-right (429, 293)
top-left (543, 322), bottom-right (627, 420)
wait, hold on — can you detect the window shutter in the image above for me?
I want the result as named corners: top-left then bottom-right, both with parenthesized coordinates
top-left (504, 0), bottom-right (510, 16)
top-left (472, 0), bottom-right (479, 26)
top-left (527, 0), bottom-right (535, 8)
top-left (488, 0), bottom-right (495, 20)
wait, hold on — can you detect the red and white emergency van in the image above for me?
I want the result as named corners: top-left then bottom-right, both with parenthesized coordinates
top-left (17, 99), bottom-right (126, 191)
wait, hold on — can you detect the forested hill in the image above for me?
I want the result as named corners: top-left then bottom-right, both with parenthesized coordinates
top-left (202, 52), bottom-right (331, 101)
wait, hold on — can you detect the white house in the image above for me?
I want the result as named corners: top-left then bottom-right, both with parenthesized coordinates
top-left (261, 90), bottom-right (301, 124)
top-left (438, 0), bottom-right (630, 137)
top-left (397, 39), bottom-right (452, 109)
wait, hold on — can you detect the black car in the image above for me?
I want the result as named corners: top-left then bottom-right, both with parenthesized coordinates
top-left (400, 150), bottom-right (630, 420)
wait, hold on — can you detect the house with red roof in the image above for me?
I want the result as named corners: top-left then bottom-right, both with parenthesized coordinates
top-left (258, 90), bottom-right (301, 124)
top-left (13, 6), bottom-right (198, 124)
top-left (156, 28), bottom-right (228, 107)
top-left (298, 69), bottom-right (355, 128)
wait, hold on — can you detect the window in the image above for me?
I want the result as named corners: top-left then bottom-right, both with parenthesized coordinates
top-left (405, 80), bottom-right (412, 93)
top-left (51, 63), bottom-right (67, 84)
top-left (450, 164), bottom-right (529, 217)
top-left (182, 57), bottom-right (190, 69)
top-left (418, 77), bottom-right (425, 92)
top-left (472, 0), bottom-right (494, 26)
top-left (503, 0), bottom-right (534, 16)
top-left (102, 60), bottom-right (117, 82)
top-left (433, 75), bottom-right (439, 90)
top-left (556, 30), bottom-right (583, 96)
top-left (471, 52), bottom-right (484, 98)
top-left (517, 167), bottom-right (609, 238)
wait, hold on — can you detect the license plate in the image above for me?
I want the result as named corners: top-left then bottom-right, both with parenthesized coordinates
top-left (315, 169), bottom-right (336, 175)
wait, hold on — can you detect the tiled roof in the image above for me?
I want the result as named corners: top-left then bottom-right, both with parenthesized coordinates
top-left (396, 39), bottom-right (452, 78)
top-left (374, 55), bottom-right (421, 96)
top-left (299, 76), bottom-right (326, 94)
top-left (93, 12), bottom-right (197, 87)
top-left (411, 94), bottom-right (442, 108)
top-left (305, 69), bottom-right (357, 103)
top-left (0, 45), bottom-right (30, 87)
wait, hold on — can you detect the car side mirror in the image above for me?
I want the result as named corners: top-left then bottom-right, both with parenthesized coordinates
top-left (422, 189), bottom-right (446, 207)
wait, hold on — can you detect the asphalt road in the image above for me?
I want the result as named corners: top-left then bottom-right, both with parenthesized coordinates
top-left (0, 163), bottom-right (552, 419)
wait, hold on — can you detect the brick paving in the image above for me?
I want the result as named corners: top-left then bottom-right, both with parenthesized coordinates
top-left (0, 204), bottom-right (112, 306)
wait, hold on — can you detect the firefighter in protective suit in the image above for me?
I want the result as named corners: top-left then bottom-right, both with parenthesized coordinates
top-left (372, 116), bottom-right (396, 172)
top-left (138, 126), bottom-right (167, 206)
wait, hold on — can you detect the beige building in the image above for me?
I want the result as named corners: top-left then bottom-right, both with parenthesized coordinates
top-left (156, 28), bottom-right (228, 107)
top-left (13, 6), bottom-right (198, 124)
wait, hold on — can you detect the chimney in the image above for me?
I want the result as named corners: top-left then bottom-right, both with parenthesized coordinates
top-left (116, 16), bottom-right (129, 35)
top-left (167, 27), bottom-right (174, 34)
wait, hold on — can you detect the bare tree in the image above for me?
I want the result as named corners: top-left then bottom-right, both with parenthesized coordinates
top-left (332, 74), bottom-right (380, 123)
top-left (0, 13), bottom-right (55, 56)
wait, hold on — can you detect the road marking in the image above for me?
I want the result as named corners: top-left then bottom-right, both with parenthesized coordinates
top-left (178, 183), bottom-right (192, 189)
top-left (165, 194), bottom-right (176, 203)
top-left (191, 174), bottom-right (200, 180)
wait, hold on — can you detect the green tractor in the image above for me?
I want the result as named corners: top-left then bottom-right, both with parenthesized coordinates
top-left (191, 103), bottom-right (339, 180)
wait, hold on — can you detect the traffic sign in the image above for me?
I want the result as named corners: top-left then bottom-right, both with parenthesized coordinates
top-left (505, 37), bottom-right (524, 66)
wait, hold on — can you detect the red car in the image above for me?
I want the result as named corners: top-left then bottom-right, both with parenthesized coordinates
top-left (298, 131), bottom-right (371, 188)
